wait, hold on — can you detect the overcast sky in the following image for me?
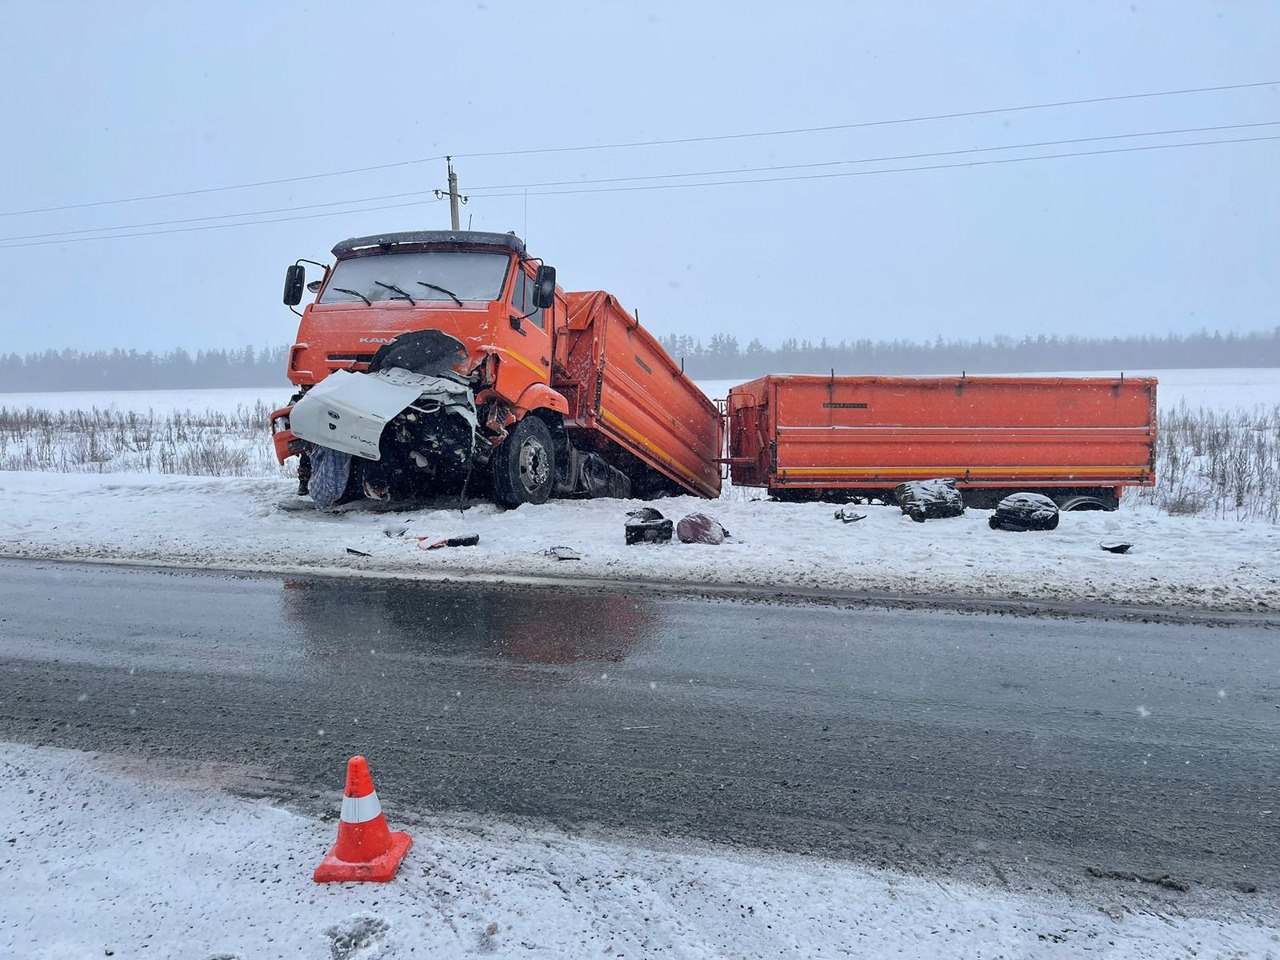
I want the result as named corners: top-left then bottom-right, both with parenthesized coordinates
top-left (2, 1), bottom-right (1277, 355)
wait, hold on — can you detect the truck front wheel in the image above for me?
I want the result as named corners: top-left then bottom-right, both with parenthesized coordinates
top-left (491, 416), bottom-right (556, 507)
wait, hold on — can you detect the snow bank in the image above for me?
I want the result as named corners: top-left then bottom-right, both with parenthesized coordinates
top-left (2, 472), bottom-right (1277, 613)
top-left (3, 742), bottom-right (1272, 959)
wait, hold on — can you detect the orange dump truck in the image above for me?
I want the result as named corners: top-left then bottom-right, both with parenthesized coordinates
top-left (726, 374), bottom-right (1156, 510)
top-left (271, 230), bottom-right (719, 507)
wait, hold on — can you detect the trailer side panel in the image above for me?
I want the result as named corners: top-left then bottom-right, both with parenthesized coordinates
top-left (728, 375), bottom-right (1156, 495)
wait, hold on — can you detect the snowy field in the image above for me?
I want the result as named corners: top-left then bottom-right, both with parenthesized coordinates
top-left (3, 742), bottom-right (1273, 959)
top-left (0, 384), bottom-right (292, 416)
top-left (2, 472), bottom-right (1278, 613)
top-left (1, 368), bottom-right (1278, 607)
top-left (3, 367), bottom-right (1280, 416)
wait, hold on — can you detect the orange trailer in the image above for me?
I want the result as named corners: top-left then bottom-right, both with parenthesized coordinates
top-left (726, 374), bottom-right (1156, 510)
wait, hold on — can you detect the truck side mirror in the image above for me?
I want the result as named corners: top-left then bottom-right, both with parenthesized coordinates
top-left (306, 279), bottom-right (323, 293)
top-left (532, 265), bottom-right (557, 309)
top-left (283, 264), bottom-right (305, 306)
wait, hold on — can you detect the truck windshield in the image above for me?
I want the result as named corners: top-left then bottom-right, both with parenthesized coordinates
top-left (317, 250), bottom-right (510, 306)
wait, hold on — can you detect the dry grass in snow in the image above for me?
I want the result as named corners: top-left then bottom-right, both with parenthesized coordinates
top-left (1135, 403), bottom-right (1280, 523)
top-left (3, 399), bottom-right (1280, 523)
top-left (0, 402), bottom-right (292, 479)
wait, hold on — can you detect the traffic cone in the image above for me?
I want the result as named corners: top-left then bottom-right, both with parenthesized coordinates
top-left (313, 755), bottom-right (413, 883)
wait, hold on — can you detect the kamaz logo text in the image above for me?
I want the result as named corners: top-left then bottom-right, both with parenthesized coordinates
top-left (358, 337), bottom-right (396, 344)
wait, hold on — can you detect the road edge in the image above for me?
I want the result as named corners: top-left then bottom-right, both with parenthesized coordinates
top-left (4, 552), bottom-right (1277, 627)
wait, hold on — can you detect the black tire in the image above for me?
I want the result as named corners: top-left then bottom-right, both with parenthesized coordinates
top-left (1054, 492), bottom-right (1117, 512)
top-left (491, 416), bottom-right (556, 507)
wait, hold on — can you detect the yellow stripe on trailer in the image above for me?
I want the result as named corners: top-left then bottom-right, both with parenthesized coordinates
top-left (601, 408), bottom-right (706, 492)
top-left (780, 465), bottom-right (1150, 477)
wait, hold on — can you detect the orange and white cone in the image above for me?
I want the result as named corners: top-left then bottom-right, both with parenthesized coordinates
top-left (313, 755), bottom-right (412, 883)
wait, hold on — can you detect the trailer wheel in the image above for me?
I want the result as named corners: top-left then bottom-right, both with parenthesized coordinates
top-left (491, 416), bottom-right (556, 507)
top-left (1055, 492), bottom-right (1118, 512)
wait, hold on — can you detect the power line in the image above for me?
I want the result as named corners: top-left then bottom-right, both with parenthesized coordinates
top-left (0, 156), bottom-right (449, 220)
top-left (458, 79), bottom-right (1280, 160)
top-left (0, 188), bottom-right (442, 243)
top-left (4, 120), bottom-right (1273, 245)
top-left (0, 134), bottom-right (1273, 250)
top-left (465, 120), bottom-right (1280, 192)
top-left (0, 198), bottom-right (443, 250)
top-left (468, 134), bottom-right (1280, 199)
top-left (2, 78), bottom-right (1274, 219)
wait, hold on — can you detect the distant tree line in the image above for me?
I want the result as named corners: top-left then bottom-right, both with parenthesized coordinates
top-left (0, 346), bottom-right (290, 392)
top-left (0, 329), bottom-right (1276, 392)
top-left (659, 327), bottom-right (1280, 379)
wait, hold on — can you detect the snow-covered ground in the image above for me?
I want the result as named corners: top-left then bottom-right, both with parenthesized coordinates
top-left (1, 368), bottom-right (1277, 607)
top-left (2, 472), bottom-right (1277, 613)
top-left (3, 741), bottom-right (1273, 959)
top-left (2, 367), bottom-right (1279, 416)
top-left (0, 385), bottom-right (291, 416)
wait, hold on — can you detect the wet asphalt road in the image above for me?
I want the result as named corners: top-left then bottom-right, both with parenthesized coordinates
top-left (1, 558), bottom-right (1278, 896)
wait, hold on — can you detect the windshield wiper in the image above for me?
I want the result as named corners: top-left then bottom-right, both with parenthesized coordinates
top-left (373, 280), bottom-right (417, 305)
top-left (330, 288), bottom-right (371, 305)
top-left (416, 281), bottom-right (463, 306)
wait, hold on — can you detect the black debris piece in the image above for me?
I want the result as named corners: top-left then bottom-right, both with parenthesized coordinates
top-left (835, 505), bottom-right (867, 523)
top-left (544, 546), bottom-right (582, 561)
top-left (345, 547), bottom-right (372, 557)
top-left (625, 508), bottom-right (673, 545)
top-left (627, 507), bottom-right (665, 522)
top-left (1100, 540), bottom-right (1133, 554)
top-left (418, 534), bottom-right (480, 550)
top-left (895, 479), bottom-right (965, 523)
top-left (676, 513), bottom-right (730, 545)
top-left (575, 451), bottom-right (632, 499)
top-left (367, 329), bottom-right (468, 376)
top-left (989, 492), bottom-right (1060, 531)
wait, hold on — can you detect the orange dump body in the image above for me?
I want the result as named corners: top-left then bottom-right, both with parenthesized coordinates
top-left (555, 291), bottom-right (721, 499)
top-left (728, 374), bottom-right (1156, 504)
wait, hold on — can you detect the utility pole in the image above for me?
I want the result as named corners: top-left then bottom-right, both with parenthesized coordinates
top-left (434, 157), bottom-right (468, 231)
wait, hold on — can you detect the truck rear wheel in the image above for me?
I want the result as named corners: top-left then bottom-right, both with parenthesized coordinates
top-left (491, 416), bottom-right (556, 507)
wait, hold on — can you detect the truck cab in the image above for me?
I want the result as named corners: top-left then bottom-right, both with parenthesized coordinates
top-left (286, 230), bottom-right (562, 412)
top-left (271, 229), bottom-right (720, 509)
top-left (272, 230), bottom-right (570, 506)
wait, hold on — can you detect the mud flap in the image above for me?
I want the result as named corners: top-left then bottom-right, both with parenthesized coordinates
top-left (577, 451), bottom-right (632, 498)
top-left (554, 448), bottom-right (632, 499)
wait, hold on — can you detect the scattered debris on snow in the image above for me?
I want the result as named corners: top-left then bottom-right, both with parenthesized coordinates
top-left (416, 534), bottom-right (479, 550)
top-left (543, 546), bottom-right (582, 561)
top-left (2, 473), bottom-right (1279, 612)
top-left (989, 492), bottom-right (1061, 532)
top-left (676, 512), bottom-right (730, 545)
top-left (896, 478), bottom-right (966, 522)
top-left (624, 507), bottom-right (673, 545)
